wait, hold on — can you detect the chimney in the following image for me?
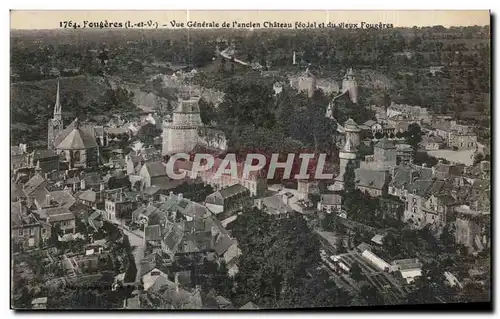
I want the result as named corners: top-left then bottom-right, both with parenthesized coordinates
top-left (45, 193), bottom-right (51, 207)
top-left (282, 194), bottom-right (289, 206)
top-left (177, 193), bottom-right (183, 200)
top-left (432, 166), bottom-right (436, 176)
top-left (169, 191), bottom-right (174, 198)
top-left (174, 273), bottom-right (179, 293)
top-left (80, 179), bottom-right (86, 190)
top-left (100, 183), bottom-right (105, 192)
top-left (257, 199), bottom-right (263, 210)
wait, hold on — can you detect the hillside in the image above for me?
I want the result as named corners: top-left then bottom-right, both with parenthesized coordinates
top-left (10, 75), bottom-right (136, 146)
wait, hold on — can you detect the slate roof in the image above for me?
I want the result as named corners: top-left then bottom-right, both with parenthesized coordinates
top-left (375, 138), bottom-right (396, 150)
top-left (32, 149), bottom-right (58, 160)
top-left (355, 169), bottom-right (388, 190)
top-left (390, 164), bottom-right (433, 189)
top-left (162, 225), bottom-right (184, 255)
top-left (145, 224), bottom-right (162, 241)
top-left (214, 234), bottom-right (236, 256)
top-left (49, 190), bottom-right (76, 208)
top-left (219, 184), bottom-right (248, 199)
top-left (79, 190), bottom-right (99, 203)
top-left (39, 207), bottom-right (75, 223)
top-left (23, 175), bottom-right (45, 196)
top-left (406, 179), bottom-right (451, 199)
top-left (240, 301), bottom-right (260, 310)
top-left (144, 161), bottom-right (167, 178)
top-left (34, 187), bottom-right (51, 207)
top-left (320, 194), bottom-right (342, 206)
top-left (55, 118), bottom-right (98, 150)
top-left (363, 120), bottom-right (377, 127)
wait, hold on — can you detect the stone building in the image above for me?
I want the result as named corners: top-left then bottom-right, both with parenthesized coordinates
top-left (54, 118), bottom-right (99, 169)
top-left (360, 138), bottom-right (397, 171)
top-left (341, 68), bottom-right (358, 104)
top-left (454, 205), bottom-right (490, 252)
top-left (162, 97), bottom-right (227, 156)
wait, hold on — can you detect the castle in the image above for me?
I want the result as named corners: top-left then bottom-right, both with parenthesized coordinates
top-left (162, 97), bottom-right (227, 156)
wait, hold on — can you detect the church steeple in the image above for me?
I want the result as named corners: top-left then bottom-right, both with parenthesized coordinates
top-left (53, 79), bottom-right (62, 121)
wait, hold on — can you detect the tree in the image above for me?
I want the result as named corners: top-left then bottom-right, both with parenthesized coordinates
top-left (406, 123), bottom-right (422, 153)
top-left (350, 262), bottom-right (364, 281)
top-left (343, 160), bottom-right (357, 194)
top-left (473, 152), bottom-right (485, 165)
top-left (359, 285), bottom-right (385, 306)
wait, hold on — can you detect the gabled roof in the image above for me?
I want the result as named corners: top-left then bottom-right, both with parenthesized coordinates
top-left (320, 194), bottom-right (342, 205)
top-left (49, 190), bottom-right (76, 208)
top-left (240, 301), bottom-right (260, 309)
top-left (355, 169), bottom-right (388, 190)
top-left (214, 234), bottom-right (236, 256)
top-left (145, 224), bottom-right (162, 241)
top-left (219, 184), bottom-right (249, 199)
top-left (23, 175), bottom-right (45, 196)
top-left (32, 149), bottom-right (58, 160)
top-left (144, 161), bottom-right (167, 178)
top-left (79, 190), bottom-right (98, 203)
top-left (55, 118), bottom-right (98, 150)
top-left (375, 138), bottom-right (396, 150)
top-left (39, 207), bottom-right (75, 223)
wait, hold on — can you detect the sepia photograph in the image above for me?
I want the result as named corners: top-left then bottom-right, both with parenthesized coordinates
top-left (9, 9), bottom-right (492, 311)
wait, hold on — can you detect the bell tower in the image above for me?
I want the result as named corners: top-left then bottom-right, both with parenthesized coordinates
top-left (47, 80), bottom-right (64, 149)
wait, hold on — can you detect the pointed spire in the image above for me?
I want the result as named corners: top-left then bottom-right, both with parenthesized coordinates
top-left (53, 79), bottom-right (62, 121)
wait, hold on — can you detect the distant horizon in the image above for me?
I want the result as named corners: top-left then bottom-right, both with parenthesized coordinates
top-left (10, 10), bottom-right (491, 30)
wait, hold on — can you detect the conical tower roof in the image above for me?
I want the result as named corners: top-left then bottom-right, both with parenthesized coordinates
top-left (54, 118), bottom-right (98, 150)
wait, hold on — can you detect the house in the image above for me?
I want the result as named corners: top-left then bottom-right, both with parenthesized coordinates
top-left (422, 135), bottom-right (445, 150)
top-left (354, 169), bottom-right (390, 197)
top-left (391, 258), bottom-right (422, 284)
top-left (11, 201), bottom-right (43, 251)
top-left (317, 194), bottom-right (342, 213)
top-left (388, 163), bottom-right (433, 199)
top-left (454, 205), bottom-right (490, 253)
top-left (37, 206), bottom-right (76, 235)
top-left (403, 179), bottom-right (455, 234)
top-left (27, 149), bottom-right (60, 174)
top-left (139, 161), bottom-right (169, 188)
top-left (11, 144), bottom-right (28, 172)
top-left (139, 252), bottom-right (174, 291)
top-left (144, 224), bottom-right (162, 254)
top-left (31, 297), bottom-right (48, 309)
top-left (79, 189), bottom-right (105, 209)
top-left (395, 144), bottom-right (413, 164)
top-left (371, 234), bottom-right (385, 246)
top-left (255, 193), bottom-right (295, 218)
top-left (197, 158), bottom-right (267, 197)
top-left (22, 174), bottom-right (47, 199)
top-left (362, 119), bottom-right (383, 135)
top-left (205, 184), bottom-right (251, 219)
top-left (104, 190), bottom-right (138, 223)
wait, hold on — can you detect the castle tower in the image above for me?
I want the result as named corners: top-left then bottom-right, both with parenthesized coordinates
top-left (333, 135), bottom-right (359, 191)
top-left (47, 80), bottom-right (64, 149)
top-left (297, 66), bottom-right (317, 98)
top-left (162, 97), bottom-right (203, 156)
top-left (342, 68), bottom-right (358, 104)
top-left (343, 118), bottom-right (362, 149)
top-left (373, 138), bottom-right (397, 170)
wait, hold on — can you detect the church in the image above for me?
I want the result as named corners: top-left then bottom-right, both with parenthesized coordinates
top-left (47, 81), bottom-right (100, 169)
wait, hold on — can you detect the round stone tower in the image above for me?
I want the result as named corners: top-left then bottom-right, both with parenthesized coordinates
top-left (344, 118), bottom-right (362, 149)
top-left (333, 136), bottom-right (358, 191)
top-left (162, 97), bottom-right (203, 156)
top-left (342, 68), bottom-right (358, 104)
